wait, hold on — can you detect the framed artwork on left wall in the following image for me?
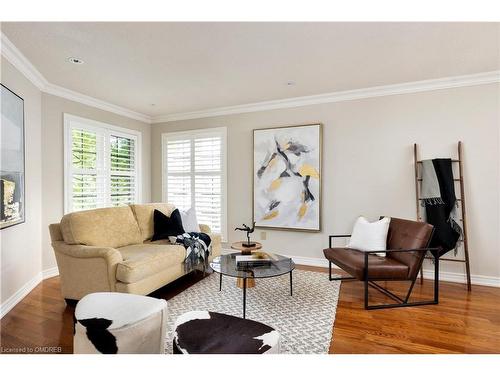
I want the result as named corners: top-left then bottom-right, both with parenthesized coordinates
top-left (0, 84), bottom-right (25, 229)
top-left (253, 123), bottom-right (322, 232)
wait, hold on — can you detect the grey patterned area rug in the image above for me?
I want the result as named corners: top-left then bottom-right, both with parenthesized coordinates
top-left (165, 269), bottom-right (341, 354)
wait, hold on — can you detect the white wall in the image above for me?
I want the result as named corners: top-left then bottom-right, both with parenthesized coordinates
top-left (152, 83), bottom-right (500, 283)
top-left (0, 58), bottom-right (152, 312)
top-left (41, 93), bottom-right (151, 271)
top-left (0, 57), bottom-right (43, 305)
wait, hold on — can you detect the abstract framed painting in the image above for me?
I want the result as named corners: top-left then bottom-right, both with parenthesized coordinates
top-left (0, 84), bottom-right (25, 230)
top-left (253, 123), bottom-right (322, 231)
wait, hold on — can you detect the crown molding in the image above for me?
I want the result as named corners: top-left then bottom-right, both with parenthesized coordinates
top-left (1, 32), bottom-right (48, 90)
top-left (1, 32), bottom-right (151, 124)
top-left (43, 82), bottom-right (151, 123)
top-left (152, 70), bottom-right (500, 123)
top-left (3, 32), bottom-right (499, 125)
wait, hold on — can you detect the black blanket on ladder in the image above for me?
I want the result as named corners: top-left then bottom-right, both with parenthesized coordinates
top-left (422, 158), bottom-right (461, 257)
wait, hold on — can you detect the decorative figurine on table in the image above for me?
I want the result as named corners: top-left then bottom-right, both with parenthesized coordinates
top-left (235, 222), bottom-right (256, 248)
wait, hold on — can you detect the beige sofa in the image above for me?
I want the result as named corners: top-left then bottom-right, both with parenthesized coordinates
top-left (49, 203), bottom-right (221, 301)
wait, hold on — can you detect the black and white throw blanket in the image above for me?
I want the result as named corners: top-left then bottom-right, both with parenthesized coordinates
top-left (421, 158), bottom-right (462, 256)
top-left (171, 232), bottom-right (212, 272)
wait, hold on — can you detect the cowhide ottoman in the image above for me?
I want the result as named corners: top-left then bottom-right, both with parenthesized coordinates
top-left (173, 311), bottom-right (281, 354)
top-left (74, 292), bottom-right (168, 354)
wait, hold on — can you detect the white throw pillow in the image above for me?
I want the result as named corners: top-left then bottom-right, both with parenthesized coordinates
top-left (179, 207), bottom-right (200, 233)
top-left (347, 216), bottom-right (391, 256)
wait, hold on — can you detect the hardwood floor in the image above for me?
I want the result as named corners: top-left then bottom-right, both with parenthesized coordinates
top-left (323, 270), bottom-right (500, 354)
top-left (1, 266), bottom-right (499, 354)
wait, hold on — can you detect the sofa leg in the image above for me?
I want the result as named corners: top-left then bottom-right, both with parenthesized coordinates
top-left (65, 298), bottom-right (78, 307)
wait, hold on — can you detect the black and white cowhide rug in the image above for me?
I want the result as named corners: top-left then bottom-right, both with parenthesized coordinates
top-left (165, 269), bottom-right (341, 354)
top-left (173, 311), bottom-right (281, 354)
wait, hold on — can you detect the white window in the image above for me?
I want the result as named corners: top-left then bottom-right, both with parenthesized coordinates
top-left (64, 114), bottom-right (141, 213)
top-left (162, 127), bottom-right (227, 239)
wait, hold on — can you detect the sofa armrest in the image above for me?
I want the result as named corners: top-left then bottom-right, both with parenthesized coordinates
top-left (209, 233), bottom-right (222, 257)
top-left (51, 241), bottom-right (123, 300)
top-left (52, 241), bottom-right (123, 262)
top-left (199, 223), bottom-right (211, 234)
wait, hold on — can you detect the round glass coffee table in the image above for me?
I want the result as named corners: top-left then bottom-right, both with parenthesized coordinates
top-left (209, 253), bottom-right (295, 319)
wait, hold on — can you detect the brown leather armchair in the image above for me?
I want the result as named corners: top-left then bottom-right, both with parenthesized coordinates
top-left (324, 217), bottom-right (439, 309)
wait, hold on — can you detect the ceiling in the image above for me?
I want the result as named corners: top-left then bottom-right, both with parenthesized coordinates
top-left (2, 22), bottom-right (499, 118)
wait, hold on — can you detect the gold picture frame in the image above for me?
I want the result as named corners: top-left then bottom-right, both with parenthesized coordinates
top-left (252, 123), bottom-right (322, 232)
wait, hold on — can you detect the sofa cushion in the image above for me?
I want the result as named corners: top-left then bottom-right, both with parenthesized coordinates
top-left (116, 244), bottom-right (186, 284)
top-left (60, 206), bottom-right (142, 248)
top-left (130, 203), bottom-right (176, 242)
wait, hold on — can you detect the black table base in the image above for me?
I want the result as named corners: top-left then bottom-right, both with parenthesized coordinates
top-left (219, 270), bottom-right (293, 319)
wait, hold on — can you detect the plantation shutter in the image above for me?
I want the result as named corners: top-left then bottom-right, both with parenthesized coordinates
top-left (110, 134), bottom-right (137, 206)
top-left (65, 115), bottom-right (141, 213)
top-left (194, 136), bottom-right (222, 234)
top-left (70, 127), bottom-right (106, 211)
top-left (164, 139), bottom-right (192, 211)
top-left (163, 128), bottom-right (227, 238)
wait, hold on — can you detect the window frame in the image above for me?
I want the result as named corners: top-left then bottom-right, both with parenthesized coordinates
top-left (63, 113), bottom-right (142, 213)
top-left (161, 127), bottom-right (227, 240)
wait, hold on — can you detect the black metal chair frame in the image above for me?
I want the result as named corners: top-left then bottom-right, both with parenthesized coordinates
top-left (327, 234), bottom-right (440, 310)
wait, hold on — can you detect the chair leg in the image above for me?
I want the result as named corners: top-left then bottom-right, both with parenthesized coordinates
top-left (327, 257), bottom-right (440, 310)
top-left (65, 298), bottom-right (78, 307)
top-left (370, 281), bottom-right (405, 303)
top-left (404, 278), bottom-right (418, 303)
top-left (328, 261), bottom-right (356, 281)
top-left (365, 284), bottom-right (439, 310)
top-left (434, 254), bottom-right (439, 303)
top-left (364, 253), bottom-right (369, 309)
top-left (364, 255), bottom-right (439, 310)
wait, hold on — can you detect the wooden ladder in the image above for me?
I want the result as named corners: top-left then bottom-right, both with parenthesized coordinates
top-left (413, 141), bottom-right (472, 291)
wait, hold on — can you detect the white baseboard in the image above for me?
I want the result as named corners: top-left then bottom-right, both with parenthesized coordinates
top-left (0, 266), bottom-right (60, 319)
top-left (0, 273), bottom-right (42, 319)
top-left (221, 248), bottom-right (500, 288)
top-left (421, 269), bottom-right (500, 288)
top-left (42, 266), bottom-right (60, 279)
top-left (289, 255), bottom-right (330, 268)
